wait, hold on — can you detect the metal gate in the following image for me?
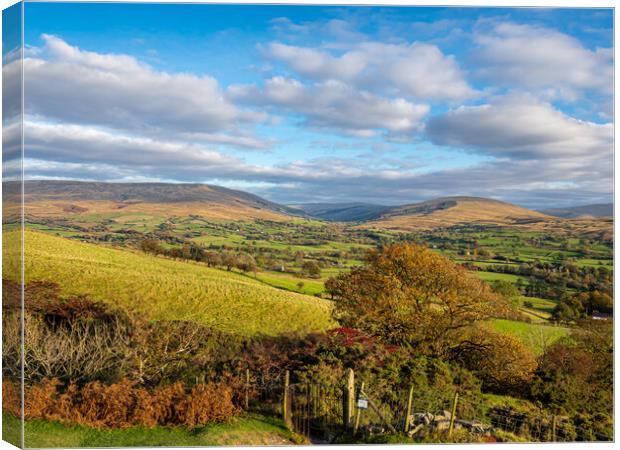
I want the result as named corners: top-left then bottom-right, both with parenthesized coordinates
top-left (286, 382), bottom-right (344, 443)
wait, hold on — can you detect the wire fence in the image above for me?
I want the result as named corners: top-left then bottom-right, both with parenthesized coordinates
top-left (242, 370), bottom-right (612, 443)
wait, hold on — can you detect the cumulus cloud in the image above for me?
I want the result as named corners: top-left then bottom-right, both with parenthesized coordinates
top-left (427, 94), bottom-right (612, 160)
top-left (22, 35), bottom-right (270, 149)
top-left (264, 41), bottom-right (477, 102)
top-left (473, 22), bottom-right (613, 100)
top-left (230, 76), bottom-right (429, 138)
top-left (24, 120), bottom-right (242, 178)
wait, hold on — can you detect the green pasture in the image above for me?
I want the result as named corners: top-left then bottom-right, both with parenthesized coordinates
top-left (3, 413), bottom-right (300, 448)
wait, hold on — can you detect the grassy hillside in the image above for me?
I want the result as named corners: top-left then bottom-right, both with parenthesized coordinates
top-left (4, 413), bottom-right (301, 448)
top-left (4, 230), bottom-right (334, 336)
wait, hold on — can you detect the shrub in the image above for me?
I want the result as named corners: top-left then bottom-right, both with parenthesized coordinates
top-left (2, 379), bottom-right (21, 417)
top-left (177, 383), bottom-right (237, 427)
top-left (16, 378), bottom-right (238, 429)
top-left (448, 327), bottom-right (536, 394)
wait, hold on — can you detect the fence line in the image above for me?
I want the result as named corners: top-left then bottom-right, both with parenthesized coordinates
top-left (241, 368), bottom-right (612, 443)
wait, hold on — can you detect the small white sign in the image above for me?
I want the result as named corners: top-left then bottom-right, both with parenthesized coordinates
top-left (357, 398), bottom-right (369, 409)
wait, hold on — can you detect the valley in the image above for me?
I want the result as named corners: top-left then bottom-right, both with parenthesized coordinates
top-left (3, 180), bottom-right (613, 444)
top-left (12, 181), bottom-right (613, 329)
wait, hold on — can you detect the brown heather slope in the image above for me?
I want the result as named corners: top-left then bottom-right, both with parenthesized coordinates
top-left (8, 180), bottom-right (300, 221)
top-left (359, 196), bottom-right (552, 231)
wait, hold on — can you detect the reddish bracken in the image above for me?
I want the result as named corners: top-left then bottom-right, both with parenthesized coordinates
top-left (3, 378), bottom-right (238, 429)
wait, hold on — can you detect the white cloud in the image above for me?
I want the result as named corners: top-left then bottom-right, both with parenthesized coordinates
top-left (24, 120), bottom-right (238, 171)
top-left (427, 94), bottom-right (612, 160)
top-left (473, 22), bottom-right (613, 100)
top-left (264, 41), bottom-right (477, 102)
top-left (22, 35), bottom-right (270, 149)
top-left (266, 43), bottom-right (367, 80)
top-left (230, 76), bottom-right (429, 138)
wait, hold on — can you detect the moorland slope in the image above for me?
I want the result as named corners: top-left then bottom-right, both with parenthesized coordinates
top-left (10, 180), bottom-right (300, 221)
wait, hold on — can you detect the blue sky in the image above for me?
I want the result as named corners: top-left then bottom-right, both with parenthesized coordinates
top-left (5, 3), bottom-right (614, 208)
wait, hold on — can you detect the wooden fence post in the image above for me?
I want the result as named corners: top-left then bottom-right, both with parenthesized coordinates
top-left (343, 368), bottom-right (355, 429)
top-left (353, 381), bottom-right (365, 435)
top-left (552, 415), bottom-right (557, 442)
top-left (244, 369), bottom-right (250, 410)
top-left (448, 392), bottom-right (459, 437)
top-left (283, 370), bottom-right (290, 427)
top-left (404, 385), bottom-right (414, 433)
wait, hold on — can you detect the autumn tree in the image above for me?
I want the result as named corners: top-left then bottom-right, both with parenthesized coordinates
top-left (204, 251), bottom-right (222, 268)
top-left (325, 242), bottom-right (507, 356)
top-left (221, 252), bottom-right (238, 271)
top-left (235, 252), bottom-right (258, 275)
top-left (301, 260), bottom-right (321, 278)
top-left (140, 239), bottom-right (163, 254)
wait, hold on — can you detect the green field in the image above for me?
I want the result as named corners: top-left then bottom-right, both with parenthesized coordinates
top-left (3, 413), bottom-right (301, 448)
top-left (474, 271), bottom-right (526, 284)
top-left (489, 319), bottom-right (570, 355)
top-left (252, 271), bottom-right (325, 295)
top-left (4, 230), bottom-right (335, 336)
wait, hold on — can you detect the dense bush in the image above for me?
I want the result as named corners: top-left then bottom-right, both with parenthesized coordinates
top-left (4, 378), bottom-right (237, 429)
top-left (448, 327), bottom-right (537, 394)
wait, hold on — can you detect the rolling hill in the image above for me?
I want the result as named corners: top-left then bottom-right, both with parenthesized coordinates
top-left (3, 230), bottom-right (334, 336)
top-left (8, 181), bottom-right (612, 238)
top-left (359, 196), bottom-right (551, 231)
top-left (10, 180), bottom-right (302, 221)
top-left (541, 204), bottom-right (613, 219)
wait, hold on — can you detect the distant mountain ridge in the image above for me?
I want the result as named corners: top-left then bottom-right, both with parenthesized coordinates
top-left (540, 204), bottom-right (613, 219)
top-left (289, 203), bottom-right (392, 222)
top-left (8, 181), bottom-right (611, 232)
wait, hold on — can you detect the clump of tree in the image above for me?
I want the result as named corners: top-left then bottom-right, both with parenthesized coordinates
top-left (530, 322), bottom-right (612, 436)
top-left (300, 260), bottom-right (321, 278)
top-left (491, 280), bottom-right (520, 308)
top-left (139, 239), bottom-right (258, 275)
top-left (551, 290), bottom-right (613, 323)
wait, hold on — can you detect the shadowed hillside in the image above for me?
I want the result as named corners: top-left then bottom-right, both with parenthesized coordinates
top-left (289, 203), bottom-right (392, 222)
top-left (541, 204), bottom-right (613, 219)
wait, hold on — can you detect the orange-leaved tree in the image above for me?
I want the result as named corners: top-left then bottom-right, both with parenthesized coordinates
top-left (325, 242), bottom-right (508, 356)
